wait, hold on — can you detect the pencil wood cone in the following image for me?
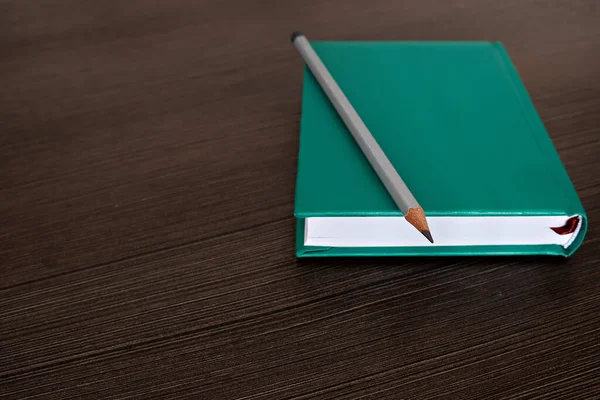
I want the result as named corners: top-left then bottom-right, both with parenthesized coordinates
top-left (405, 207), bottom-right (434, 243)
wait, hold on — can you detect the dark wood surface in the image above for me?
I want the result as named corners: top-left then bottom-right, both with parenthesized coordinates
top-left (1, 1), bottom-right (599, 398)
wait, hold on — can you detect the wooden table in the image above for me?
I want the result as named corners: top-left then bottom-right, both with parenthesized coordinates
top-left (2, 1), bottom-right (599, 398)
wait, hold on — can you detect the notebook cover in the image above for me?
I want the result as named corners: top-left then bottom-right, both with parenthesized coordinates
top-left (294, 41), bottom-right (587, 257)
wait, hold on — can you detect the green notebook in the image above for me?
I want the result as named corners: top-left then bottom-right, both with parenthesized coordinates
top-left (294, 41), bottom-right (587, 257)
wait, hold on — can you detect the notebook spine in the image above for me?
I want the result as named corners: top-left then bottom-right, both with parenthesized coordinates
top-left (491, 43), bottom-right (572, 210)
top-left (492, 42), bottom-right (587, 255)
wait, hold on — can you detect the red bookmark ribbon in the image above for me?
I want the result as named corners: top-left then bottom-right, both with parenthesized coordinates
top-left (550, 216), bottom-right (580, 235)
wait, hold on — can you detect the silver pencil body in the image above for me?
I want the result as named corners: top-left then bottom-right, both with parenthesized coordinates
top-left (292, 34), bottom-right (419, 214)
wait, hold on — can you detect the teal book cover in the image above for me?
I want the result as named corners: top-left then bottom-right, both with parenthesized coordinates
top-left (294, 41), bottom-right (587, 257)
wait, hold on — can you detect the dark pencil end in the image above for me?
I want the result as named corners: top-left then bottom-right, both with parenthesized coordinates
top-left (421, 230), bottom-right (434, 244)
top-left (290, 31), bottom-right (304, 42)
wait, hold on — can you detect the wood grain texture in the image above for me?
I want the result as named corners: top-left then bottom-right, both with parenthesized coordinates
top-left (1, 1), bottom-right (599, 398)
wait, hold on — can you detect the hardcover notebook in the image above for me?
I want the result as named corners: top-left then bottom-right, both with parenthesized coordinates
top-left (294, 41), bottom-right (587, 257)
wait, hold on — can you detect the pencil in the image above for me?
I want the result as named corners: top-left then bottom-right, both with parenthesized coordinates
top-left (291, 32), bottom-right (433, 243)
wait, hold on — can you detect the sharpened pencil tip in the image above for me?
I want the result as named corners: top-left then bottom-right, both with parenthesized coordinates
top-left (421, 230), bottom-right (434, 244)
top-left (406, 207), bottom-right (434, 243)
